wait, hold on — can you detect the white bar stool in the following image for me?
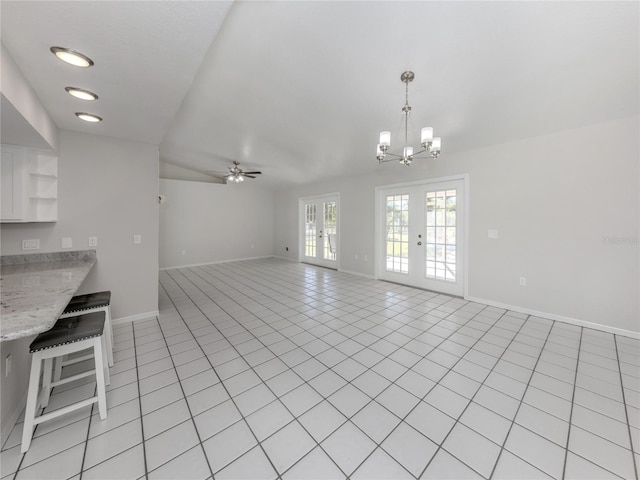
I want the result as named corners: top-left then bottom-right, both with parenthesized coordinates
top-left (54, 291), bottom-right (113, 382)
top-left (21, 311), bottom-right (109, 453)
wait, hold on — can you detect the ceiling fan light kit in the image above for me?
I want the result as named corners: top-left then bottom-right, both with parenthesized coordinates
top-left (209, 161), bottom-right (262, 184)
top-left (377, 71), bottom-right (441, 166)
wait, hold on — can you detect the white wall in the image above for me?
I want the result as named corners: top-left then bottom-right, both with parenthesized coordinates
top-left (1, 42), bottom-right (58, 151)
top-left (1, 129), bottom-right (160, 439)
top-left (159, 179), bottom-right (275, 268)
top-left (1, 130), bottom-right (160, 319)
top-left (274, 116), bottom-right (639, 335)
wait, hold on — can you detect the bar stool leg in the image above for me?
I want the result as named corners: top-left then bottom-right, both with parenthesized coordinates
top-left (21, 352), bottom-right (43, 453)
top-left (105, 306), bottom-right (114, 367)
top-left (53, 357), bottom-right (63, 385)
top-left (41, 358), bottom-right (53, 408)
top-left (101, 333), bottom-right (110, 386)
top-left (93, 337), bottom-right (107, 420)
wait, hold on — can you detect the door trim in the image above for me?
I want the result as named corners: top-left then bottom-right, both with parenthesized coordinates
top-left (374, 174), bottom-right (469, 298)
top-left (298, 192), bottom-right (341, 270)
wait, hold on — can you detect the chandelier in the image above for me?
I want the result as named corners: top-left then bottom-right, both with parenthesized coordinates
top-left (376, 71), bottom-right (441, 166)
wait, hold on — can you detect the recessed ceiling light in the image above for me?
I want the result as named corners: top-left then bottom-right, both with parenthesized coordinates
top-left (50, 46), bottom-right (94, 67)
top-left (75, 112), bottom-right (102, 123)
top-left (65, 87), bottom-right (98, 101)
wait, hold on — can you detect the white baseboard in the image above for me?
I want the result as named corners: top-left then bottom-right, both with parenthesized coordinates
top-left (160, 255), bottom-right (274, 271)
top-left (2, 390), bottom-right (27, 447)
top-left (272, 255), bottom-right (297, 262)
top-left (112, 310), bottom-right (159, 326)
top-left (465, 296), bottom-right (639, 340)
top-left (338, 268), bottom-right (375, 279)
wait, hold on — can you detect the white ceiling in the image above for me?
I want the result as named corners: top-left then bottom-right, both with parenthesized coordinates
top-left (2, 1), bottom-right (638, 188)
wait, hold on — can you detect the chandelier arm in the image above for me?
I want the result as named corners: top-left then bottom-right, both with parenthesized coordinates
top-left (381, 152), bottom-right (404, 159)
top-left (378, 156), bottom-right (401, 163)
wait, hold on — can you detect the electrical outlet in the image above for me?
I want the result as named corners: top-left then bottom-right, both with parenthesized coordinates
top-left (88, 236), bottom-right (98, 247)
top-left (22, 239), bottom-right (40, 250)
top-left (488, 230), bottom-right (499, 239)
top-left (133, 235), bottom-right (142, 244)
top-left (519, 276), bottom-right (527, 286)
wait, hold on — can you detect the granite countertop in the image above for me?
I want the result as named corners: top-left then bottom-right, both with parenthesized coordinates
top-left (0, 250), bottom-right (97, 342)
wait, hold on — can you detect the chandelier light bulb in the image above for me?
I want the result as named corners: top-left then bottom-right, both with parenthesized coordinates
top-left (379, 131), bottom-right (391, 147)
top-left (421, 127), bottom-right (433, 145)
top-left (404, 146), bottom-right (413, 158)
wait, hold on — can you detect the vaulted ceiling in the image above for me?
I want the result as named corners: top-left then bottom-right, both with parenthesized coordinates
top-left (2, 1), bottom-right (638, 188)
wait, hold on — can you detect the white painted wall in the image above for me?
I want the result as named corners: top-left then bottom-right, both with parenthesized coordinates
top-left (1, 42), bottom-right (58, 151)
top-left (1, 130), bottom-right (160, 319)
top-left (159, 179), bottom-right (275, 268)
top-left (0, 129), bottom-right (160, 440)
top-left (274, 116), bottom-right (640, 335)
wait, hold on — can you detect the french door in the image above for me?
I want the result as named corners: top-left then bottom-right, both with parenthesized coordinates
top-left (376, 178), bottom-right (466, 296)
top-left (299, 194), bottom-right (339, 269)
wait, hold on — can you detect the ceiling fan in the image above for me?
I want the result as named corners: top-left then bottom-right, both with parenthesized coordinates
top-left (207, 161), bottom-right (262, 183)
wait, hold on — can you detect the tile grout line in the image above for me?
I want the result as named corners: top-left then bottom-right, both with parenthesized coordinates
top-left (182, 264), bottom-right (500, 478)
top-left (486, 320), bottom-right (558, 479)
top-left (77, 386), bottom-right (97, 479)
top-left (415, 312), bottom-right (535, 479)
top-left (169, 267), bottom-right (359, 477)
top-left (167, 266), bottom-right (351, 478)
top-left (172, 264), bottom-right (408, 478)
top-left (168, 260), bottom-right (640, 479)
top-left (175, 263), bottom-right (422, 478)
top-left (159, 273), bottom-right (286, 479)
top-left (613, 334), bottom-right (640, 480)
top-left (145, 309), bottom-right (216, 479)
top-left (202, 263), bottom-right (537, 476)
top-left (561, 326), bottom-right (584, 479)
top-left (131, 320), bottom-right (150, 480)
top-left (339, 306), bottom-right (503, 479)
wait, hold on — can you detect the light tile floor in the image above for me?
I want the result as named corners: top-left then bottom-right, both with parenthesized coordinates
top-left (2, 258), bottom-right (639, 479)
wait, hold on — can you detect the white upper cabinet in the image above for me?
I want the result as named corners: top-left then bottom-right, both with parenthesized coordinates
top-left (1, 145), bottom-right (57, 223)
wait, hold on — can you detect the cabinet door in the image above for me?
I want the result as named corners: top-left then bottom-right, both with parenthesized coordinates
top-left (1, 147), bottom-right (26, 221)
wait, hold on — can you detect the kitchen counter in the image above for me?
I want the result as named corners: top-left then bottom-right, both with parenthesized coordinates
top-left (0, 250), bottom-right (97, 342)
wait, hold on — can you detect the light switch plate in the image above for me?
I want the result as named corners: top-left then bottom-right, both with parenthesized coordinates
top-left (488, 230), bottom-right (499, 239)
top-left (133, 235), bottom-right (142, 245)
top-left (88, 236), bottom-right (98, 247)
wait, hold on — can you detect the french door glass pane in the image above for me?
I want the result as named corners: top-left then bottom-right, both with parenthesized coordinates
top-left (425, 189), bottom-right (457, 282)
top-left (305, 203), bottom-right (316, 257)
top-left (323, 201), bottom-right (337, 261)
top-left (386, 194), bottom-right (409, 273)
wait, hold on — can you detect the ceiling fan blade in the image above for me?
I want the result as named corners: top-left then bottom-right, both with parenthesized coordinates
top-left (243, 175), bottom-right (257, 178)
top-left (242, 171), bottom-right (262, 175)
